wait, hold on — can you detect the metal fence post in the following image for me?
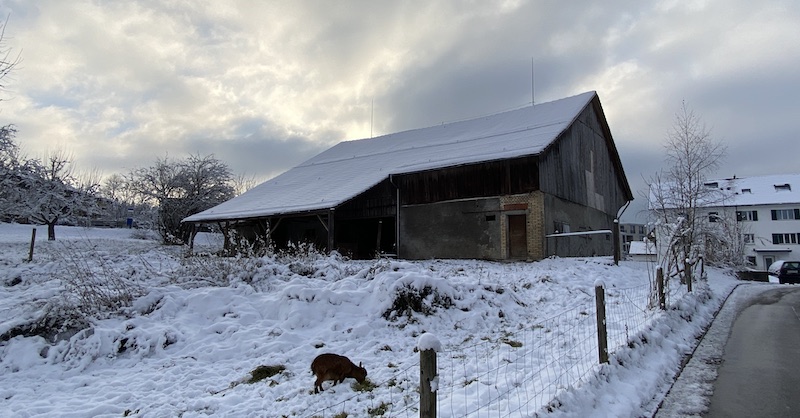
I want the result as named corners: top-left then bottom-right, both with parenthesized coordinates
top-left (594, 283), bottom-right (609, 364)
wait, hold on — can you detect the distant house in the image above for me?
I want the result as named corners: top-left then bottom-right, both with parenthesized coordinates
top-left (688, 174), bottom-right (800, 270)
top-left (628, 240), bottom-right (656, 262)
top-left (184, 91), bottom-right (633, 260)
top-left (619, 223), bottom-right (648, 255)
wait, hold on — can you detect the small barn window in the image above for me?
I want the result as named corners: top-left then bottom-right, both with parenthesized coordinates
top-left (485, 215), bottom-right (496, 222)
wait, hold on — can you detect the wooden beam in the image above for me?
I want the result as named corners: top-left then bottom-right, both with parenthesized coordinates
top-left (327, 209), bottom-right (335, 253)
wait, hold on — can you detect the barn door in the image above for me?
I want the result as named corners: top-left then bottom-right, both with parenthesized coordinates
top-left (508, 214), bottom-right (528, 259)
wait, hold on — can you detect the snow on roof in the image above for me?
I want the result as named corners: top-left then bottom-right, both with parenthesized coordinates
top-left (628, 240), bottom-right (656, 255)
top-left (705, 173), bottom-right (800, 207)
top-left (185, 91), bottom-right (597, 222)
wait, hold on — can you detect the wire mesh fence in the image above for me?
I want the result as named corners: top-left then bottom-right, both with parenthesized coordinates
top-left (604, 283), bottom-right (654, 354)
top-left (436, 305), bottom-right (598, 417)
top-left (309, 272), bottom-right (693, 417)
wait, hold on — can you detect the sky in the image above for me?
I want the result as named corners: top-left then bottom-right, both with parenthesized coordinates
top-left (1, 0), bottom-right (798, 221)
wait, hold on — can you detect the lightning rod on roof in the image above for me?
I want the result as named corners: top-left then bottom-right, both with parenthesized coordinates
top-left (531, 57), bottom-right (535, 105)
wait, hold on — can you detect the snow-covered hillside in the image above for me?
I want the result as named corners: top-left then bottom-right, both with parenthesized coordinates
top-left (0, 223), bottom-right (739, 417)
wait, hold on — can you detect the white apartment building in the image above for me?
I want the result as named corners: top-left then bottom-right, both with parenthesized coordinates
top-left (699, 174), bottom-right (800, 270)
top-left (619, 223), bottom-right (648, 254)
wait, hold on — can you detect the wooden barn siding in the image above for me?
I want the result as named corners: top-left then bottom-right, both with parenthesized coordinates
top-left (336, 178), bottom-right (397, 220)
top-left (538, 103), bottom-right (629, 215)
top-left (396, 156), bottom-right (539, 205)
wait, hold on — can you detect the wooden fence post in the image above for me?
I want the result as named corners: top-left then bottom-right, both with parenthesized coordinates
top-left (686, 266), bottom-right (693, 293)
top-left (420, 348), bottom-right (437, 418)
top-left (594, 283), bottom-right (609, 364)
top-left (27, 228), bottom-right (36, 262)
top-left (613, 219), bottom-right (620, 265)
top-left (657, 266), bottom-right (665, 310)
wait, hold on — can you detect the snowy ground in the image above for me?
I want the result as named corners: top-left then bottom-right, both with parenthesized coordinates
top-left (0, 223), bottom-right (743, 417)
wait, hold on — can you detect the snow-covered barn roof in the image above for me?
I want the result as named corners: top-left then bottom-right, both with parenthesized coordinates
top-left (704, 173), bottom-right (800, 207)
top-left (185, 91), bottom-right (600, 223)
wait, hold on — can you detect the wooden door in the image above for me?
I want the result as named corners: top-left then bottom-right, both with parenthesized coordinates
top-left (508, 214), bottom-right (528, 259)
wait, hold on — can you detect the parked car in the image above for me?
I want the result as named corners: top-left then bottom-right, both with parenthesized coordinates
top-left (768, 260), bottom-right (800, 284)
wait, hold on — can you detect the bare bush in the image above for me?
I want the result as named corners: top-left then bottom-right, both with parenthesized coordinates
top-left (51, 241), bottom-right (144, 319)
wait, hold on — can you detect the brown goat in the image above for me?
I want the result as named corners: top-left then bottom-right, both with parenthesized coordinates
top-left (310, 353), bottom-right (367, 394)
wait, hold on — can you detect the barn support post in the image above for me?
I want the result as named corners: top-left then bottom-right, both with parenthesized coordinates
top-left (327, 208), bottom-right (335, 253)
top-left (376, 219), bottom-right (383, 255)
top-left (390, 174), bottom-right (401, 258)
top-left (188, 223), bottom-right (198, 255)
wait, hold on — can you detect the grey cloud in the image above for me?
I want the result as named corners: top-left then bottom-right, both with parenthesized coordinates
top-left (1, 0), bottom-right (798, 225)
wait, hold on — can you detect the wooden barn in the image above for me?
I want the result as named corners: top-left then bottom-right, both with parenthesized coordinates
top-left (183, 91), bottom-right (633, 260)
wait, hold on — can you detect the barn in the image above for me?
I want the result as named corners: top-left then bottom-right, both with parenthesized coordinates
top-left (183, 91), bottom-right (633, 260)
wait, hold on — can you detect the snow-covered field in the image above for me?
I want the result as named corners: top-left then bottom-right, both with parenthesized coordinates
top-left (0, 223), bottom-right (741, 417)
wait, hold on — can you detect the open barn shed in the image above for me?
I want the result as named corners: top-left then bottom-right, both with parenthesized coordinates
top-left (183, 91), bottom-right (633, 260)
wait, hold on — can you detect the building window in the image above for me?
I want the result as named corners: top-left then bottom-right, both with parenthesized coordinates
top-left (772, 233), bottom-right (799, 244)
top-left (708, 212), bottom-right (720, 222)
top-left (771, 209), bottom-right (800, 220)
top-left (619, 225), bottom-right (626, 233)
top-left (741, 188), bottom-right (752, 194)
top-left (743, 234), bottom-right (754, 244)
top-left (554, 221), bottom-right (570, 234)
top-left (774, 184), bottom-right (792, 192)
top-left (736, 210), bottom-right (758, 221)
top-left (746, 256), bottom-right (756, 266)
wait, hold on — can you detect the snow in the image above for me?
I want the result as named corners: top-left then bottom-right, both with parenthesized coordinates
top-left (417, 333), bottom-right (442, 352)
top-left (184, 91), bottom-right (596, 222)
top-left (0, 223), bottom-right (743, 417)
top-left (706, 173), bottom-right (800, 207)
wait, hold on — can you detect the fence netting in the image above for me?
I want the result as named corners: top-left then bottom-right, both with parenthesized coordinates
top-left (309, 275), bottom-right (692, 417)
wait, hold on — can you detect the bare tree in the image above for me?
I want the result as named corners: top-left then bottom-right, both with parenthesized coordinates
top-left (14, 149), bottom-right (101, 240)
top-left (232, 172), bottom-right (262, 196)
top-left (126, 154), bottom-right (235, 244)
top-left (0, 124), bottom-right (20, 218)
top-left (648, 101), bottom-right (726, 287)
top-left (0, 15), bottom-right (21, 100)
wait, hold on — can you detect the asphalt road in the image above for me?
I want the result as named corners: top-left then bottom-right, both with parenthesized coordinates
top-left (705, 286), bottom-right (800, 417)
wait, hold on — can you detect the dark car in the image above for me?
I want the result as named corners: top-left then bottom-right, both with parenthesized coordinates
top-left (768, 260), bottom-right (800, 284)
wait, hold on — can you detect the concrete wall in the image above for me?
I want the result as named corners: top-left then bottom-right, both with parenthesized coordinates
top-left (543, 194), bottom-right (615, 257)
top-left (399, 191), bottom-right (616, 260)
top-left (399, 197), bottom-right (502, 260)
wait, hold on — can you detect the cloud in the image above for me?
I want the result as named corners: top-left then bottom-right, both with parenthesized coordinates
top-left (0, 0), bottom-right (798, 225)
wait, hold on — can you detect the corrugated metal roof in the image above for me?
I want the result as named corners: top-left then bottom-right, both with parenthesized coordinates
top-left (185, 91), bottom-right (597, 222)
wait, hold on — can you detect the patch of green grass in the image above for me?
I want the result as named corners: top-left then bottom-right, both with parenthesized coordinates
top-left (368, 402), bottom-right (390, 416)
top-left (352, 378), bottom-right (377, 392)
top-left (502, 337), bottom-right (523, 348)
top-left (247, 364), bottom-right (286, 384)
